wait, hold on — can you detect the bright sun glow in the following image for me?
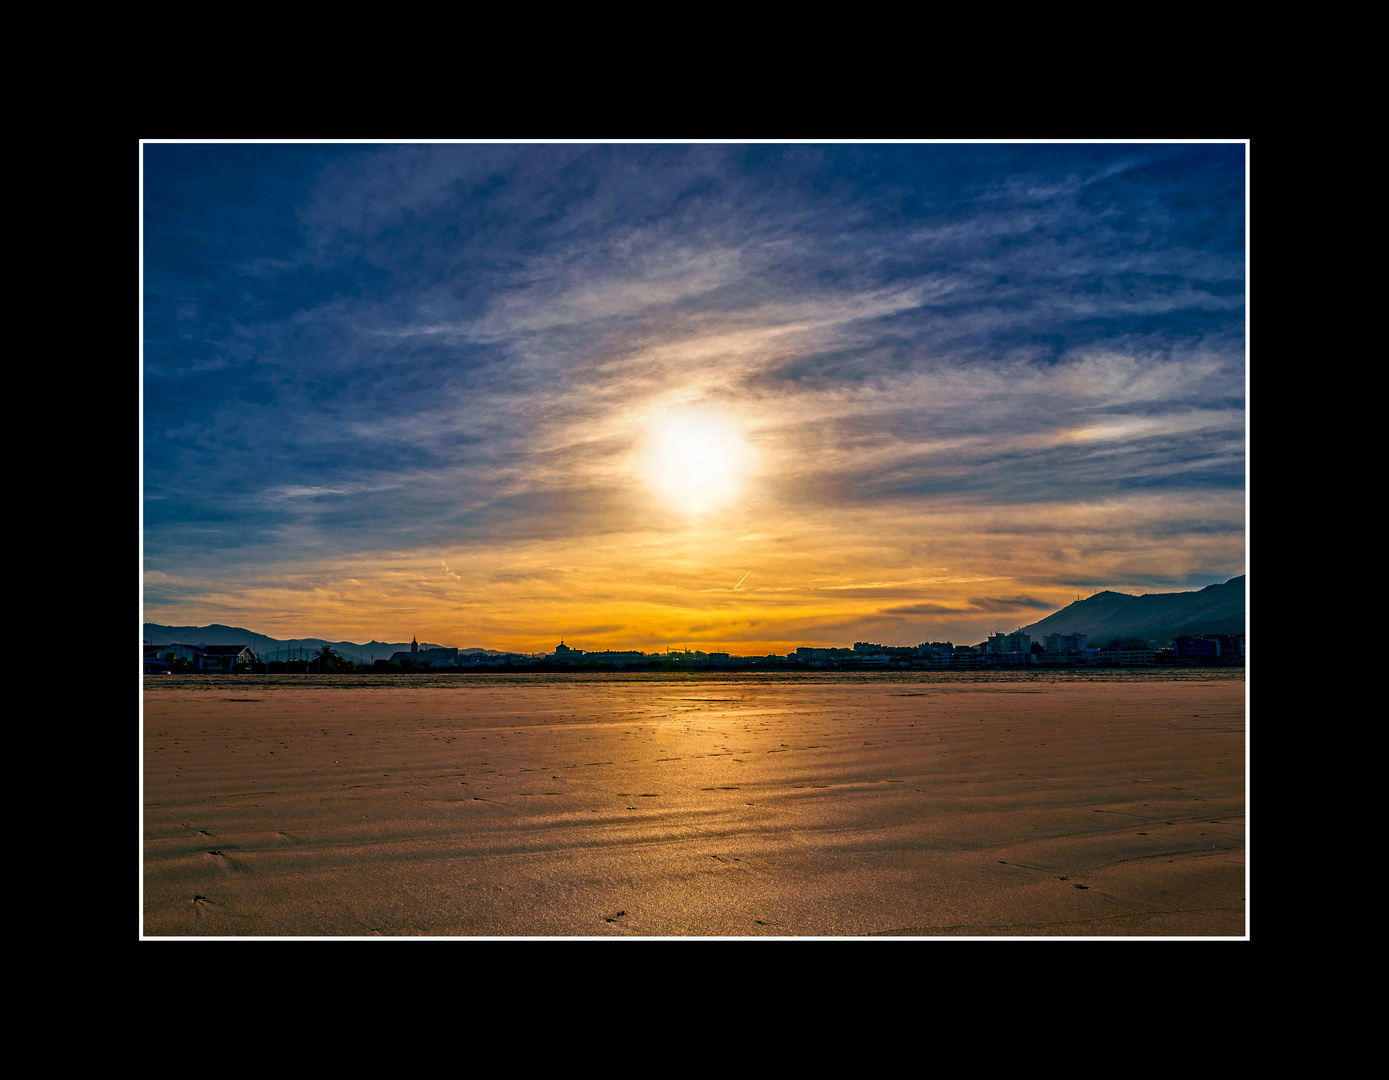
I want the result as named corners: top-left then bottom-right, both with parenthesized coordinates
top-left (637, 405), bottom-right (755, 516)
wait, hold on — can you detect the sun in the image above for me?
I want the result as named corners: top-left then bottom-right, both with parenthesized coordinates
top-left (636, 405), bottom-right (755, 516)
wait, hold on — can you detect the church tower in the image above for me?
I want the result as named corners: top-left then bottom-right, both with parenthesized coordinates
top-left (411, 635), bottom-right (418, 656)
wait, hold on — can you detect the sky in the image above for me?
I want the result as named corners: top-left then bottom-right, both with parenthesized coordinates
top-left (142, 142), bottom-right (1247, 654)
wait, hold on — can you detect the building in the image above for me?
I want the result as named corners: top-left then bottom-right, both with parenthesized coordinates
top-left (986, 631), bottom-right (1031, 654)
top-left (143, 643), bottom-right (170, 674)
top-left (576, 650), bottom-right (647, 667)
top-left (145, 643), bottom-right (255, 673)
top-left (840, 651), bottom-right (890, 668)
top-left (1098, 648), bottom-right (1156, 665)
top-left (200, 645), bottom-right (256, 672)
top-left (1044, 633), bottom-right (1087, 655)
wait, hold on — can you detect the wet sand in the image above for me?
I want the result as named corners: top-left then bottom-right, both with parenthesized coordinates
top-left (142, 671), bottom-right (1246, 937)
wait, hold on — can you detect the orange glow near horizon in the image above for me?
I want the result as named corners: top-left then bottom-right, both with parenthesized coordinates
top-left (142, 487), bottom-right (1244, 656)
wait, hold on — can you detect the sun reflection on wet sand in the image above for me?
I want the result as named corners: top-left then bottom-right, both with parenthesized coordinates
top-left (143, 671), bottom-right (1246, 937)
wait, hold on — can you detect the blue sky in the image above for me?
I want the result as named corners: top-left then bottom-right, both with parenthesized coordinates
top-left (142, 142), bottom-right (1246, 651)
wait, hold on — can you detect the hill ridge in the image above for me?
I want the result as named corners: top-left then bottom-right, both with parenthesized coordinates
top-left (142, 623), bottom-right (501, 663)
top-left (1018, 575), bottom-right (1245, 646)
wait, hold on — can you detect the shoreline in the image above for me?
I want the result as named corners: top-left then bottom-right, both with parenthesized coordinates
top-left (144, 668), bottom-right (1247, 690)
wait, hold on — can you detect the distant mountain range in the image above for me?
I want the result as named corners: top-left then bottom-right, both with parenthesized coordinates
top-left (142, 624), bottom-right (505, 664)
top-left (1018, 576), bottom-right (1245, 647)
top-left (147, 577), bottom-right (1245, 660)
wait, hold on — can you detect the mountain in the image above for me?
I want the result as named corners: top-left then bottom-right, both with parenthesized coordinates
top-left (1018, 576), bottom-right (1245, 647)
top-left (141, 623), bottom-right (480, 664)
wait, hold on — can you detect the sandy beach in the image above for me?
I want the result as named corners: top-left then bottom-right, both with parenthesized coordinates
top-left (142, 670), bottom-right (1246, 937)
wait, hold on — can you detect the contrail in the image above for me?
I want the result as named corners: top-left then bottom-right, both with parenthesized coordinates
top-left (732, 570), bottom-right (752, 591)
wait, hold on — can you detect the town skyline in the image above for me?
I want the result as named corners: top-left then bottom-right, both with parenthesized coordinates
top-left (143, 142), bottom-right (1247, 655)
top-left (145, 572), bottom-right (1244, 670)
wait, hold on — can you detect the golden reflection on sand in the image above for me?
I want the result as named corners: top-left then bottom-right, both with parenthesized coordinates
top-left (143, 671), bottom-right (1246, 937)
